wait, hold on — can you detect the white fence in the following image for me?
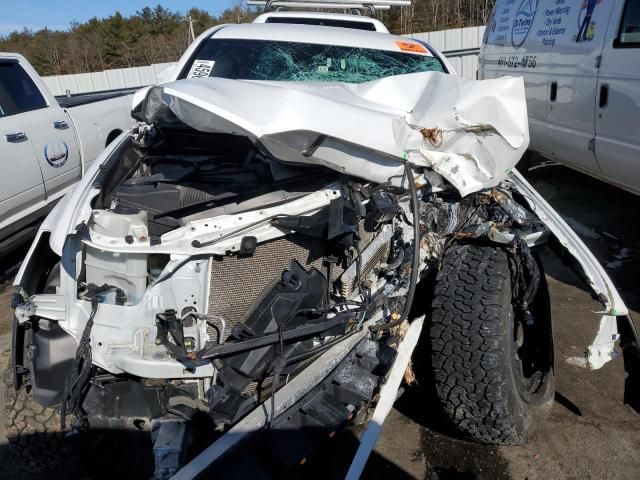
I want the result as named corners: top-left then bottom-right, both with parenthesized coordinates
top-left (408, 25), bottom-right (485, 80)
top-left (42, 25), bottom-right (485, 96)
top-left (43, 62), bottom-right (178, 96)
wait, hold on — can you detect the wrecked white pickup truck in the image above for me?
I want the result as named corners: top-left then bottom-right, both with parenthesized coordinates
top-left (4, 12), bottom-right (639, 480)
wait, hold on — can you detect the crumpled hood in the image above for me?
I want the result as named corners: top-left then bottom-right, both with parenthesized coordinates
top-left (141, 72), bottom-right (529, 196)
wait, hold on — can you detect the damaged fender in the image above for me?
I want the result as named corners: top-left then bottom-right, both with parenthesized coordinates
top-left (509, 170), bottom-right (640, 379)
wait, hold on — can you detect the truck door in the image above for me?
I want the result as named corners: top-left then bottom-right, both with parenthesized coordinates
top-left (594, 0), bottom-right (640, 194)
top-left (0, 59), bottom-right (47, 231)
top-left (12, 60), bottom-right (83, 202)
top-left (545, 0), bottom-right (615, 175)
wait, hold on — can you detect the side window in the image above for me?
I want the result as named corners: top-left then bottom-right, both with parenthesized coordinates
top-left (0, 60), bottom-right (47, 117)
top-left (617, 1), bottom-right (640, 47)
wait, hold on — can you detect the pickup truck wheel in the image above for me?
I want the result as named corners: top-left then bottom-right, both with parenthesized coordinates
top-left (430, 244), bottom-right (554, 445)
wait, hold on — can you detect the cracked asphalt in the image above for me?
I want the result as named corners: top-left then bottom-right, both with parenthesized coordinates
top-left (0, 160), bottom-right (639, 479)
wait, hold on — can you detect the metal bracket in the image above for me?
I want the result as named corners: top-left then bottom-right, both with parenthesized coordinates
top-left (14, 294), bottom-right (67, 324)
top-left (14, 301), bottom-right (36, 324)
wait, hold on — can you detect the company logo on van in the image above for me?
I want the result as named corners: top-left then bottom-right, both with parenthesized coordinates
top-left (511, 0), bottom-right (538, 48)
top-left (44, 140), bottom-right (69, 168)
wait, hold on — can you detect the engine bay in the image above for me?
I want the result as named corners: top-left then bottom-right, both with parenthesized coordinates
top-left (99, 128), bottom-right (339, 237)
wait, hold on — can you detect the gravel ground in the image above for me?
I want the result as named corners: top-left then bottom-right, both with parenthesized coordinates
top-left (0, 162), bottom-right (638, 479)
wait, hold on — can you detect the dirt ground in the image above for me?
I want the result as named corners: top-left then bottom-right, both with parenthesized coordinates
top-left (0, 161), bottom-right (639, 479)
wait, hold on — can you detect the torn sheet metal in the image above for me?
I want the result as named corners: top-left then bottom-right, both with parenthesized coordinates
top-left (509, 170), bottom-right (631, 369)
top-left (140, 72), bottom-right (529, 197)
top-left (586, 315), bottom-right (620, 370)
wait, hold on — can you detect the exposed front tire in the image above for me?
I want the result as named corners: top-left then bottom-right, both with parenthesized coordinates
top-left (429, 244), bottom-right (554, 445)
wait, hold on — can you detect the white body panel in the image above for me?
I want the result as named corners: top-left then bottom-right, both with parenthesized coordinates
top-left (148, 73), bottom-right (528, 198)
top-left (0, 53), bottom-right (134, 239)
top-left (0, 107), bottom-right (47, 230)
top-left (595, 2), bottom-right (640, 191)
top-left (479, 0), bottom-right (640, 195)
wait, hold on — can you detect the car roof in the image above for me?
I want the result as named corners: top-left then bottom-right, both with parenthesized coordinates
top-left (210, 23), bottom-right (433, 56)
top-left (253, 11), bottom-right (389, 33)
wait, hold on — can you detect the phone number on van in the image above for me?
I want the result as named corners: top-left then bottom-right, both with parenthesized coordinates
top-left (496, 55), bottom-right (537, 69)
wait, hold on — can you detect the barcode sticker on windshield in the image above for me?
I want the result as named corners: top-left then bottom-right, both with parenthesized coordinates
top-left (187, 60), bottom-right (215, 79)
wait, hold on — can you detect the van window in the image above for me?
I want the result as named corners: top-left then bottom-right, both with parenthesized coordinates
top-left (0, 61), bottom-right (47, 117)
top-left (617, 1), bottom-right (640, 47)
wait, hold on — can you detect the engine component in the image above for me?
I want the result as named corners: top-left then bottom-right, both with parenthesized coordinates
top-left (207, 234), bottom-right (327, 341)
top-left (366, 190), bottom-right (399, 226)
top-left (85, 209), bottom-right (149, 305)
top-left (152, 418), bottom-right (188, 480)
top-left (207, 261), bottom-right (328, 426)
top-left (155, 310), bottom-right (198, 367)
top-left (339, 224), bottom-right (394, 298)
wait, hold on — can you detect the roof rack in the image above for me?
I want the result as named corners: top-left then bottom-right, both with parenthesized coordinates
top-left (247, 0), bottom-right (411, 15)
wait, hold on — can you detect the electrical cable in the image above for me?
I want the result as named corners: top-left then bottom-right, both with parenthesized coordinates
top-left (60, 297), bottom-right (99, 430)
top-left (370, 162), bottom-right (420, 333)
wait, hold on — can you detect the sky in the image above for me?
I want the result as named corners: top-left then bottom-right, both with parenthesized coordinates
top-left (0, 0), bottom-right (238, 35)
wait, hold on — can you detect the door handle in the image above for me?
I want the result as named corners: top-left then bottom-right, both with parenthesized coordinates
top-left (599, 84), bottom-right (609, 109)
top-left (550, 81), bottom-right (558, 102)
top-left (53, 120), bottom-right (69, 130)
top-left (5, 132), bottom-right (27, 143)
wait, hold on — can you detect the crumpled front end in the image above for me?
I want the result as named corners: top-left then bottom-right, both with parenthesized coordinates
top-left (10, 71), bottom-right (639, 477)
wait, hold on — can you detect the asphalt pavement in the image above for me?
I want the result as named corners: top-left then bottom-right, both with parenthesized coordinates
top-left (0, 160), bottom-right (638, 479)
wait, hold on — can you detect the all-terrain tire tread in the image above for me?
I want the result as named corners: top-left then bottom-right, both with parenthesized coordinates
top-left (430, 244), bottom-right (523, 445)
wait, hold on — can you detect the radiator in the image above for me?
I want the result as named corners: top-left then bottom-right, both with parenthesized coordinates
top-left (206, 234), bottom-right (326, 342)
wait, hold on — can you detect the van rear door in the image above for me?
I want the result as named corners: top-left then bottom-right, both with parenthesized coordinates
top-left (544, 0), bottom-right (615, 176)
top-left (594, 0), bottom-right (640, 194)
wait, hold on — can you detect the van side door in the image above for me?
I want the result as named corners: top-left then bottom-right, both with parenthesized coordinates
top-left (545, 0), bottom-right (616, 175)
top-left (595, 0), bottom-right (640, 194)
top-left (0, 59), bottom-right (47, 233)
top-left (479, 0), bottom-right (553, 160)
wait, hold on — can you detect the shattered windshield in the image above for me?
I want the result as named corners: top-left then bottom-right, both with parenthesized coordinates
top-left (180, 39), bottom-right (446, 83)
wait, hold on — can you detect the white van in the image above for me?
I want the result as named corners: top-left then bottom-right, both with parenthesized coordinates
top-left (479, 0), bottom-right (640, 195)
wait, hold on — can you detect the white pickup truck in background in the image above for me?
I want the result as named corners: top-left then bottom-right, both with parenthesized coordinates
top-left (0, 53), bottom-right (134, 253)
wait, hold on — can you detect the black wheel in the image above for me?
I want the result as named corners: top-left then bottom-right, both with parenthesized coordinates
top-left (429, 244), bottom-right (554, 445)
